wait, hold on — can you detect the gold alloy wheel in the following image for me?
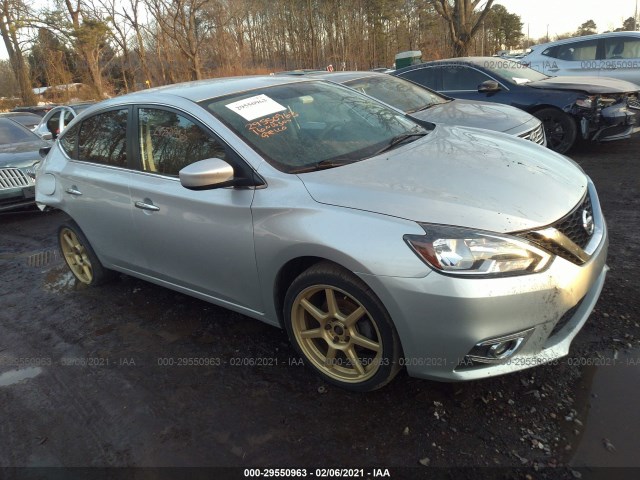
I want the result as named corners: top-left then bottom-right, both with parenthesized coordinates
top-left (59, 227), bottom-right (93, 284)
top-left (291, 285), bottom-right (383, 383)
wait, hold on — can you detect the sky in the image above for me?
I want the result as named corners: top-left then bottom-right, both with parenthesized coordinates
top-left (1, 0), bottom-right (638, 60)
top-left (495, 0), bottom-right (638, 40)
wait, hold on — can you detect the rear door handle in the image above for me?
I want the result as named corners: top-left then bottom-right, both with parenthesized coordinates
top-left (65, 187), bottom-right (82, 196)
top-left (134, 201), bottom-right (160, 212)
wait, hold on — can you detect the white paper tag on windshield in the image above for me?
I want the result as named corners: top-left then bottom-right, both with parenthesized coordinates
top-left (512, 77), bottom-right (530, 85)
top-left (225, 94), bottom-right (287, 121)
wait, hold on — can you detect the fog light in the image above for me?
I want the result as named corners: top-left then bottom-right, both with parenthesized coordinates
top-left (465, 328), bottom-right (534, 364)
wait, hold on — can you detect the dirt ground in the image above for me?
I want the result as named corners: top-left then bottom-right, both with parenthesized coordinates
top-left (0, 136), bottom-right (639, 479)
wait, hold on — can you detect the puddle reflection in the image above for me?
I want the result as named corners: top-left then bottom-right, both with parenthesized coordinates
top-left (0, 367), bottom-right (43, 387)
top-left (569, 349), bottom-right (640, 468)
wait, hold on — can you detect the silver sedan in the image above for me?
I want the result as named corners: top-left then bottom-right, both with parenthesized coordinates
top-left (35, 76), bottom-right (608, 391)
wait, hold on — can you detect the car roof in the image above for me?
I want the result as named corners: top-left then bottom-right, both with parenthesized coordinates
top-left (0, 112), bottom-right (41, 118)
top-left (279, 71), bottom-right (388, 83)
top-left (531, 31), bottom-right (640, 50)
top-left (97, 75), bottom-right (318, 108)
top-left (394, 57), bottom-right (504, 74)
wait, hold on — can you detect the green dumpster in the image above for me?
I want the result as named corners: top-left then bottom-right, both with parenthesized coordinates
top-left (395, 51), bottom-right (422, 69)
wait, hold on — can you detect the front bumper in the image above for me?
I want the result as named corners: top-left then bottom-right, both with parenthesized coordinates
top-left (0, 168), bottom-right (36, 212)
top-left (359, 219), bottom-right (608, 382)
top-left (585, 102), bottom-right (640, 142)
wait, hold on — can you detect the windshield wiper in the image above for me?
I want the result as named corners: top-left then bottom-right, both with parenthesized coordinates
top-left (373, 131), bottom-right (428, 155)
top-left (290, 158), bottom-right (355, 174)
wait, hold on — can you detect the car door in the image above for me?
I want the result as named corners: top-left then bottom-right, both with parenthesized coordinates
top-left (601, 35), bottom-right (640, 84)
top-left (57, 108), bottom-right (139, 270)
top-left (128, 105), bottom-right (263, 313)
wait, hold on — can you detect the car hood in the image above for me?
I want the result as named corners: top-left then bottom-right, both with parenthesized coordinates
top-left (298, 126), bottom-right (587, 233)
top-left (411, 99), bottom-right (534, 133)
top-left (528, 76), bottom-right (640, 94)
top-left (0, 140), bottom-right (47, 168)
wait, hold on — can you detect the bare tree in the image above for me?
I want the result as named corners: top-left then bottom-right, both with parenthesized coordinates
top-left (430, 0), bottom-right (494, 57)
top-left (149, 0), bottom-right (217, 81)
top-left (0, 0), bottom-right (37, 104)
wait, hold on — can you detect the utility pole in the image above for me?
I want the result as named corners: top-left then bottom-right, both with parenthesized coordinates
top-left (546, 25), bottom-right (549, 42)
top-left (635, 0), bottom-right (638, 30)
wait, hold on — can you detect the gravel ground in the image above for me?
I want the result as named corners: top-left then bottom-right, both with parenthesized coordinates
top-left (0, 136), bottom-right (638, 479)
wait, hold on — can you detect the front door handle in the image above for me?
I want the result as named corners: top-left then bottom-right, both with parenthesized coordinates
top-left (547, 67), bottom-right (559, 72)
top-left (134, 201), bottom-right (160, 212)
top-left (65, 187), bottom-right (82, 196)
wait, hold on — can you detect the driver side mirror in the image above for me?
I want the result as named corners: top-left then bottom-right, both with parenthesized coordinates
top-left (179, 158), bottom-right (235, 190)
top-left (478, 80), bottom-right (501, 93)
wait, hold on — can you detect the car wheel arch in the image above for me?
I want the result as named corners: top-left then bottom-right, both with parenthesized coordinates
top-left (273, 256), bottom-right (376, 329)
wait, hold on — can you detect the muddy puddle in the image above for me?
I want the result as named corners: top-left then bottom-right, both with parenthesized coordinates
top-left (43, 266), bottom-right (85, 293)
top-left (567, 349), bottom-right (640, 471)
top-left (0, 367), bottom-right (43, 387)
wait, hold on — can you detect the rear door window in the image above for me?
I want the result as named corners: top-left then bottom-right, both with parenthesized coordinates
top-left (555, 39), bottom-right (599, 61)
top-left (398, 67), bottom-right (441, 90)
top-left (77, 109), bottom-right (128, 167)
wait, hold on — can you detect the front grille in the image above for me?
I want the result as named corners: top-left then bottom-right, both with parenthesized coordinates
top-left (0, 168), bottom-right (34, 190)
top-left (520, 191), bottom-right (594, 265)
top-left (519, 123), bottom-right (546, 145)
top-left (628, 99), bottom-right (640, 110)
top-left (555, 193), bottom-right (592, 249)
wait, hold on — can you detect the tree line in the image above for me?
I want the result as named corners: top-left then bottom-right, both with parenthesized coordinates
top-left (1, 0), bottom-right (632, 107)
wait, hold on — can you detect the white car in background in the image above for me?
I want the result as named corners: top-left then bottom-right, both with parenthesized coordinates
top-left (522, 31), bottom-right (640, 86)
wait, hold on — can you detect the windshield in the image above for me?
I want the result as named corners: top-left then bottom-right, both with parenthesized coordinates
top-left (343, 75), bottom-right (447, 114)
top-left (202, 81), bottom-right (424, 173)
top-left (0, 118), bottom-right (40, 145)
top-left (484, 60), bottom-right (549, 84)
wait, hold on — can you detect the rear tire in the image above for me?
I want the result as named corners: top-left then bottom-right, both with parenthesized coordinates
top-left (533, 108), bottom-right (577, 154)
top-left (283, 262), bottom-right (402, 392)
top-left (58, 221), bottom-right (114, 286)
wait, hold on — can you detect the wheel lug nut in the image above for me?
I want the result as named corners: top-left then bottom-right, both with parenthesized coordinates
top-left (345, 336), bottom-right (350, 341)
top-left (333, 336), bottom-right (338, 342)
top-left (325, 325), bottom-right (331, 330)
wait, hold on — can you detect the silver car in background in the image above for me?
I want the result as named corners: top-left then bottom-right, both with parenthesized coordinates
top-left (523, 31), bottom-right (640, 86)
top-left (33, 103), bottom-right (95, 140)
top-left (36, 76), bottom-right (608, 391)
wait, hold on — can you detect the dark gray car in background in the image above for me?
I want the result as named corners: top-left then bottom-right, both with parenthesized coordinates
top-left (285, 71), bottom-right (546, 146)
top-left (0, 118), bottom-right (50, 211)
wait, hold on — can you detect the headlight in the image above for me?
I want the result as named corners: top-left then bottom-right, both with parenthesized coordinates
top-left (404, 225), bottom-right (553, 277)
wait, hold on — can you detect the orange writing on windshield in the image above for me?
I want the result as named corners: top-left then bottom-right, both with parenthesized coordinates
top-left (247, 111), bottom-right (299, 139)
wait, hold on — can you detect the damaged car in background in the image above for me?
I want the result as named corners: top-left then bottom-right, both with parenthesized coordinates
top-left (36, 76), bottom-right (608, 391)
top-left (393, 57), bottom-right (640, 154)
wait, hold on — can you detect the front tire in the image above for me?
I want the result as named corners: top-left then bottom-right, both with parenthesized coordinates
top-left (533, 108), bottom-right (577, 154)
top-left (58, 221), bottom-right (114, 286)
top-left (284, 262), bottom-right (402, 391)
